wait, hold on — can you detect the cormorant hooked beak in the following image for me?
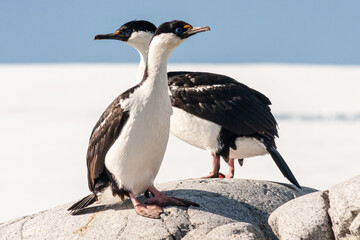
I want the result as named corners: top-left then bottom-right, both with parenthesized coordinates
top-left (94, 31), bottom-right (128, 41)
top-left (183, 26), bottom-right (210, 38)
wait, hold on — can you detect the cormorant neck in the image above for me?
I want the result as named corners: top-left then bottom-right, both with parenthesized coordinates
top-left (124, 31), bottom-right (153, 84)
top-left (141, 35), bottom-right (181, 87)
top-left (136, 48), bottom-right (147, 84)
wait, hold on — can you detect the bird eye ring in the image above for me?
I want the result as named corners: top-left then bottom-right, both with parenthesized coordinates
top-left (124, 29), bottom-right (132, 36)
top-left (175, 28), bottom-right (183, 34)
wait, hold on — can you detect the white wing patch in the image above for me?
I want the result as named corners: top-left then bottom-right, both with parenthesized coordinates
top-left (170, 84), bottom-right (225, 92)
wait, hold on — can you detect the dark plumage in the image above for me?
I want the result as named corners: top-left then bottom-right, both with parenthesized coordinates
top-left (68, 87), bottom-right (136, 213)
top-left (168, 71), bottom-right (300, 188)
top-left (95, 20), bottom-right (156, 42)
top-left (169, 71), bottom-right (277, 142)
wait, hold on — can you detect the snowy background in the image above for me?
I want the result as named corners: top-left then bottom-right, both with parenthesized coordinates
top-left (1, 63), bottom-right (359, 223)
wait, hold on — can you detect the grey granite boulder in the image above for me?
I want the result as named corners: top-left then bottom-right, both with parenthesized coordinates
top-left (0, 178), bottom-right (315, 240)
top-left (205, 222), bottom-right (267, 240)
top-left (328, 175), bottom-right (360, 240)
top-left (349, 213), bottom-right (360, 239)
top-left (269, 191), bottom-right (334, 240)
top-left (269, 175), bottom-right (360, 240)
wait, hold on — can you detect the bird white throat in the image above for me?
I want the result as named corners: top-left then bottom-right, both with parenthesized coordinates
top-left (125, 31), bottom-right (154, 83)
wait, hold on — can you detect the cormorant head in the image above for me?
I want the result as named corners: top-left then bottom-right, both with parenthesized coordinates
top-left (94, 20), bottom-right (157, 49)
top-left (150, 20), bottom-right (210, 50)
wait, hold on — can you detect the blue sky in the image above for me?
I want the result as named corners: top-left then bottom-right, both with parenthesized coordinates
top-left (1, 1), bottom-right (360, 64)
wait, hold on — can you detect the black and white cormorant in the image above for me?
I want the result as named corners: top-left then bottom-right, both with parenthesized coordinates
top-left (94, 20), bottom-right (301, 188)
top-left (68, 20), bottom-right (210, 219)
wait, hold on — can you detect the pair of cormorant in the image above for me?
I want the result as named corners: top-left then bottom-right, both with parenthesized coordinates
top-left (68, 20), bottom-right (300, 219)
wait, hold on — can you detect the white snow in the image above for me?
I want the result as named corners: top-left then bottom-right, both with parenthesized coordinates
top-left (0, 63), bottom-right (359, 223)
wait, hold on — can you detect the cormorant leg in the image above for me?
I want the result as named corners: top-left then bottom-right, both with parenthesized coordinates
top-left (129, 191), bottom-right (162, 219)
top-left (145, 185), bottom-right (199, 207)
top-left (225, 158), bottom-right (235, 178)
top-left (202, 153), bottom-right (224, 178)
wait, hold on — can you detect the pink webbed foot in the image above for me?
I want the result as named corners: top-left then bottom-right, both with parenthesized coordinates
top-left (225, 171), bottom-right (234, 179)
top-left (146, 185), bottom-right (199, 208)
top-left (129, 192), bottom-right (163, 219)
top-left (133, 203), bottom-right (163, 219)
top-left (201, 172), bottom-right (225, 178)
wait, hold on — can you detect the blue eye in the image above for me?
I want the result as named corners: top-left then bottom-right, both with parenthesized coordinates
top-left (124, 29), bottom-right (132, 36)
top-left (175, 28), bottom-right (183, 34)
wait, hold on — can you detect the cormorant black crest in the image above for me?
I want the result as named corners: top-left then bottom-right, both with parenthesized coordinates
top-left (95, 20), bottom-right (156, 42)
top-left (120, 20), bottom-right (157, 34)
top-left (154, 20), bottom-right (191, 38)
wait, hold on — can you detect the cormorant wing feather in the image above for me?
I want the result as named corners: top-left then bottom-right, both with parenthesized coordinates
top-left (86, 86), bottom-right (138, 192)
top-left (168, 71), bottom-right (278, 140)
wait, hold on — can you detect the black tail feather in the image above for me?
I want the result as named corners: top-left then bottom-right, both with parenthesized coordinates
top-left (67, 194), bottom-right (97, 214)
top-left (264, 142), bottom-right (301, 189)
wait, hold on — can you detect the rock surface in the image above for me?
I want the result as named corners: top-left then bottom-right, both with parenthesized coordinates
top-left (269, 191), bottom-right (334, 240)
top-left (269, 175), bottom-right (360, 240)
top-left (328, 175), bottom-right (360, 240)
top-left (0, 178), bottom-right (315, 240)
